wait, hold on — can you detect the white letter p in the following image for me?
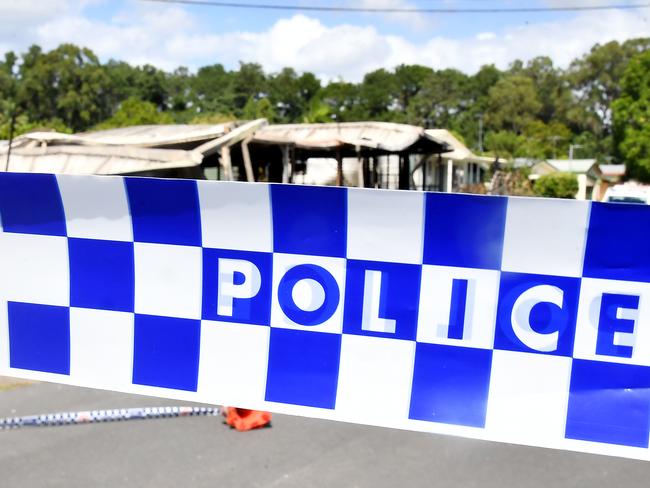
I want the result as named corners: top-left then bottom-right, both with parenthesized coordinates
top-left (217, 258), bottom-right (262, 317)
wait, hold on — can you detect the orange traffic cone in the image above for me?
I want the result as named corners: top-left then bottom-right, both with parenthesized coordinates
top-left (223, 407), bottom-right (272, 431)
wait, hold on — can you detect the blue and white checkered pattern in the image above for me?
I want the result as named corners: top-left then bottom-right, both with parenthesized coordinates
top-left (2, 172), bottom-right (650, 460)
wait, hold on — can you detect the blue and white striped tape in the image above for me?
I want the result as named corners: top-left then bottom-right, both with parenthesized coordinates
top-left (1, 172), bottom-right (649, 459)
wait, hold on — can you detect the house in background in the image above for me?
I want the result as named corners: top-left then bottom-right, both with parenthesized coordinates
top-left (530, 159), bottom-right (601, 200)
top-left (595, 164), bottom-right (626, 200)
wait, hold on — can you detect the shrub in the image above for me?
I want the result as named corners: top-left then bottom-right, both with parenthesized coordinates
top-left (533, 172), bottom-right (578, 199)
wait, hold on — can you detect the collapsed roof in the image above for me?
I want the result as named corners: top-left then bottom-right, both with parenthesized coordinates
top-left (0, 120), bottom-right (266, 176)
top-left (0, 120), bottom-right (451, 181)
top-left (252, 121), bottom-right (451, 157)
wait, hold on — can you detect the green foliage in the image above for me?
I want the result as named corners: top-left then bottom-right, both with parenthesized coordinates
top-left (487, 75), bottom-right (542, 133)
top-left (190, 112), bottom-right (237, 124)
top-left (302, 96), bottom-right (331, 123)
top-left (0, 114), bottom-right (71, 139)
top-left (567, 39), bottom-right (650, 137)
top-left (242, 96), bottom-right (276, 121)
top-left (533, 172), bottom-right (579, 199)
top-left (94, 97), bottom-right (173, 129)
top-left (612, 50), bottom-right (650, 181)
top-left (16, 44), bottom-right (112, 131)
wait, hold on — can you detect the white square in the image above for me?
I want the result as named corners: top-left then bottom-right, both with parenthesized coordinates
top-left (501, 197), bottom-right (590, 277)
top-left (0, 301), bottom-right (8, 371)
top-left (134, 242), bottom-right (202, 319)
top-left (574, 277), bottom-right (650, 366)
top-left (69, 307), bottom-right (134, 389)
top-left (198, 181), bottom-right (272, 252)
top-left (198, 320), bottom-right (270, 407)
top-left (0, 233), bottom-right (69, 306)
top-left (485, 350), bottom-right (572, 446)
top-left (57, 174), bottom-right (133, 241)
top-left (270, 253), bottom-right (346, 334)
top-left (336, 335), bottom-right (415, 425)
top-left (347, 188), bottom-right (424, 264)
top-left (417, 265), bottom-right (500, 349)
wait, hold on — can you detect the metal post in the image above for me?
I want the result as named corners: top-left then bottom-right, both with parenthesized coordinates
top-left (356, 151), bottom-right (364, 188)
top-left (446, 159), bottom-right (453, 192)
top-left (220, 146), bottom-right (233, 181)
top-left (422, 155), bottom-right (427, 191)
top-left (335, 148), bottom-right (343, 187)
top-left (5, 109), bottom-right (16, 172)
top-left (241, 138), bottom-right (255, 182)
top-left (281, 145), bottom-right (290, 184)
top-left (398, 153), bottom-right (410, 190)
top-left (371, 156), bottom-right (378, 188)
top-left (569, 144), bottom-right (583, 160)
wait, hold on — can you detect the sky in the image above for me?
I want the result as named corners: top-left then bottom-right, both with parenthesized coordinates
top-left (0, 0), bottom-right (648, 81)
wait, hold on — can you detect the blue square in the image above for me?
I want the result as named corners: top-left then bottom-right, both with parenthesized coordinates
top-left (566, 359), bottom-right (650, 448)
top-left (494, 272), bottom-right (580, 356)
top-left (409, 343), bottom-right (492, 427)
top-left (0, 173), bottom-right (66, 236)
top-left (125, 177), bottom-right (201, 246)
top-left (8, 302), bottom-right (70, 374)
top-left (202, 248), bottom-right (272, 325)
top-left (343, 260), bottom-right (420, 340)
top-left (423, 193), bottom-right (506, 269)
top-left (265, 329), bottom-right (341, 409)
top-left (584, 202), bottom-right (650, 282)
top-left (69, 238), bottom-right (134, 312)
top-left (271, 184), bottom-right (346, 257)
top-left (132, 314), bottom-right (201, 391)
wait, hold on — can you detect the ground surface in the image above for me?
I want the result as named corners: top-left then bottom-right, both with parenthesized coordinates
top-left (0, 380), bottom-right (648, 487)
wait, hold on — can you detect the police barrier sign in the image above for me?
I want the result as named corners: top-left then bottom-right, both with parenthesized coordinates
top-left (1, 172), bottom-right (649, 460)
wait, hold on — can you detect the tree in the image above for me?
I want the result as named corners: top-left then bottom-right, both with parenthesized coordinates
top-left (166, 66), bottom-right (192, 112)
top-left (191, 63), bottom-right (235, 115)
top-left (267, 68), bottom-right (320, 122)
top-left (94, 97), bottom-right (173, 129)
top-left (520, 56), bottom-right (570, 124)
top-left (534, 172), bottom-right (579, 198)
top-left (406, 68), bottom-right (468, 129)
top-left (486, 75), bottom-right (542, 133)
top-left (242, 96), bottom-right (276, 121)
top-left (484, 130), bottom-right (525, 159)
top-left (320, 81), bottom-right (361, 121)
top-left (17, 44), bottom-right (112, 131)
top-left (567, 38), bottom-right (650, 139)
top-left (302, 96), bottom-right (331, 123)
top-left (393, 64), bottom-right (434, 113)
top-left (358, 68), bottom-right (396, 120)
top-left (520, 120), bottom-right (572, 159)
top-left (231, 62), bottom-right (267, 114)
top-left (612, 50), bottom-right (650, 181)
top-left (0, 51), bottom-right (17, 102)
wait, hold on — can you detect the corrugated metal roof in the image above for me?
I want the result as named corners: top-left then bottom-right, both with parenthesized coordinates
top-left (0, 144), bottom-right (202, 175)
top-left (599, 164), bottom-right (626, 176)
top-left (77, 123), bottom-right (235, 147)
top-left (425, 129), bottom-right (473, 160)
top-left (546, 159), bottom-right (597, 173)
top-left (14, 124), bottom-right (236, 148)
top-left (254, 122), bottom-right (450, 153)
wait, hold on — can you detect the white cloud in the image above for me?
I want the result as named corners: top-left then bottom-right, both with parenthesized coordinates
top-left (0, 2), bottom-right (648, 79)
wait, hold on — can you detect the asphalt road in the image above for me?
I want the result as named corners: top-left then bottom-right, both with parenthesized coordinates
top-left (0, 381), bottom-right (648, 487)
